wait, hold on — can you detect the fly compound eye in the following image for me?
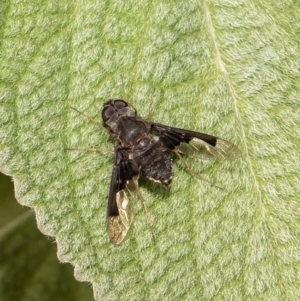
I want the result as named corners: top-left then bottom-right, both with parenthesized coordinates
top-left (102, 99), bottom-right (129, 122)
top-left (102, 105), bottom-right (116, 122)
top-left (113, 100), bottom-right (128, 110)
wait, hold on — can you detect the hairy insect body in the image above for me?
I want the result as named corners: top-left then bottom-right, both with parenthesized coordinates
top-left (78, 98), bottom-right (241, 244)
top-left (114, 116), bottom-right (173, 185)
top-left (116, 117), bottom-right (150, 148)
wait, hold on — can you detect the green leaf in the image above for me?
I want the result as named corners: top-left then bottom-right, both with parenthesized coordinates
top-left (0, 173), bottom-right (94, 301)
top-left (1, 0), bottom-right (300, 300)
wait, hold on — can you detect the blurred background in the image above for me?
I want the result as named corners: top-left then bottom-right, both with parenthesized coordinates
top-left (0, 172), bottom-right (94, 301)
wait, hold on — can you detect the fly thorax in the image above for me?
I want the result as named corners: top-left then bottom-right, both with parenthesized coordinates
top-left (117, 117), bottom-right (148, 147)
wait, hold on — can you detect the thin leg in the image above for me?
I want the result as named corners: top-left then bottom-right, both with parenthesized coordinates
top-left (132, 179), bottom-right (156, 243)
top-left (69, 105), bottom-right (110, 133)
top-left (120, 75), bottom-right (138, 114)
top-left (174, 149), bottom-right (224, 190)
top-left (65, 147), bottom-right (114, 155)
top-left (146, 88), bottom-right (156, 121)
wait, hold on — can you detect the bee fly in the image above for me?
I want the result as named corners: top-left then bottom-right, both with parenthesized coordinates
top-left (69, 99), bottom-right (241, 244)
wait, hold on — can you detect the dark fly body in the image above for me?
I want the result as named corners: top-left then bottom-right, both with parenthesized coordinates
top-left (98, 99), bottom-right (240, 244)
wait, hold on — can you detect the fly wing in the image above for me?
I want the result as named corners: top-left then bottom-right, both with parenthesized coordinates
top-left (107, 149), bottom-right (139, 245)
top-left (151, 123), bottom-right (241, 161)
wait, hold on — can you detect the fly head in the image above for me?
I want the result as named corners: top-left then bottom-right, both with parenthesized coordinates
top-left (102, 99), bottom-right (136, 132)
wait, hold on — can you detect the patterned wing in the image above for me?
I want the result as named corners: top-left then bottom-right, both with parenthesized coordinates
top-left (151, 123), bottom-right (241, 160)
top-left (107, 150), bottom-right (139, 244)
